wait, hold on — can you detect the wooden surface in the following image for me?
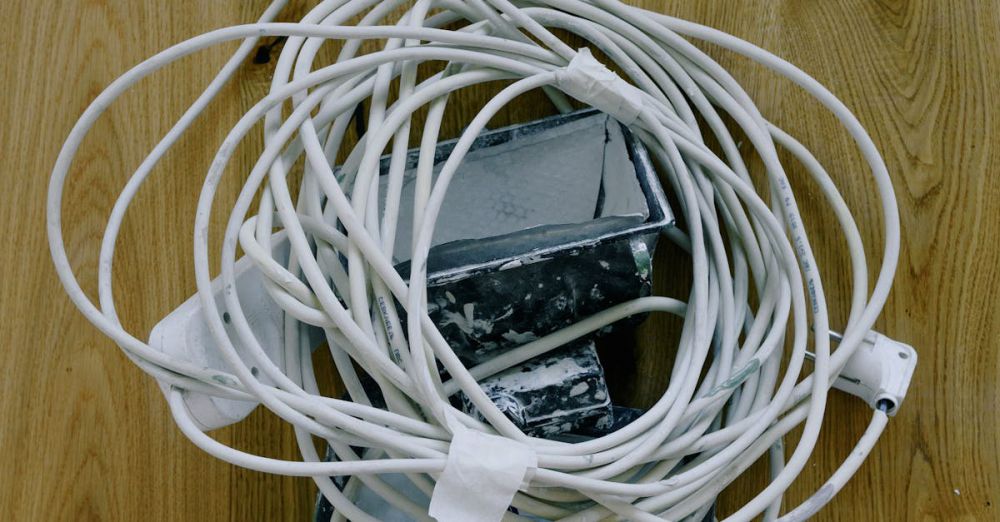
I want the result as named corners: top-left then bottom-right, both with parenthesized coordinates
top-left (1, 0), bottom-right (997, 520)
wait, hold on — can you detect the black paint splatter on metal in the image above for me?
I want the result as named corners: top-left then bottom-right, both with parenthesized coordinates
top-left (410, 236), bottom-right (655, 368)
top-left (459, 340), bottom-right (614, 438)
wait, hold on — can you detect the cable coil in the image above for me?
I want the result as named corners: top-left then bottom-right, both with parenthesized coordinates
top-left (47, 0), bottom-right (901, 520)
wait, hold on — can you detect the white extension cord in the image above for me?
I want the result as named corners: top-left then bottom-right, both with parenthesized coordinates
top-left (47, 1), bottom-right (916, 520)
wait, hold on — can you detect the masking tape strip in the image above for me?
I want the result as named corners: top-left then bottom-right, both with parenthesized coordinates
top-left (428, 422), bottom-right (538, 522)
top-left (554, 48), bottom-right (645, 125)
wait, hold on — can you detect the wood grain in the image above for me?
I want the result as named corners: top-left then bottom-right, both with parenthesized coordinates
top-left (1, 0), bottom-right (997, 520)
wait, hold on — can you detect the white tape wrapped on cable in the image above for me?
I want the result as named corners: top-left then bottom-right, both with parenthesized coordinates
top-left (428, 417), bottom-right (538, 522)
top-left (554, 48), bottom-right (645, 125)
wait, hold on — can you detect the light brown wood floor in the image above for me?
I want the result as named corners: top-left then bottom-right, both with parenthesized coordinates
top-left (1, 0), bottom-right (997, 520)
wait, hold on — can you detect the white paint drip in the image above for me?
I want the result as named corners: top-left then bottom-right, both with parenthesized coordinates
top-left (569, 382), bottom-right (589, 396)
top-left (502, 330), bottom-right (538, 344)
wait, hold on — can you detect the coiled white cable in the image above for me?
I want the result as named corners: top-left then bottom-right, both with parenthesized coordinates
top-left (47, 1), bottom-right (901, 520)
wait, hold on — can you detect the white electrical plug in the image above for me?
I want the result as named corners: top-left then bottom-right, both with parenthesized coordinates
top-left (814, 331), bottom-right (917, 416)
top-left (148, 235), bottom-right (297, 430)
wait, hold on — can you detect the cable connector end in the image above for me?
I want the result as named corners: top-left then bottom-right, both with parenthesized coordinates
top-left (832, 331), bottom-right (917, 416)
